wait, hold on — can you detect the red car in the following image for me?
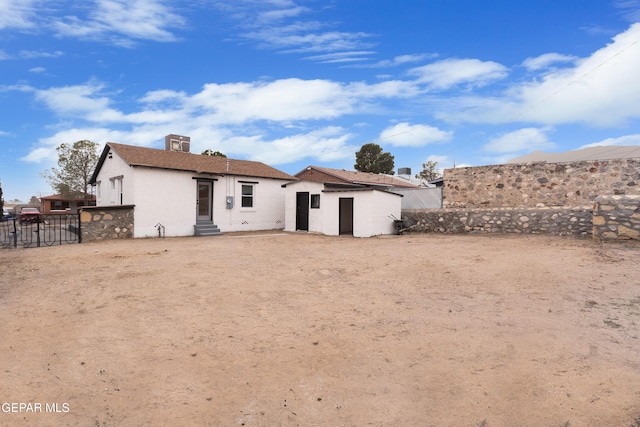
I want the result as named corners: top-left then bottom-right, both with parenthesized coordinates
top-left (19, 208), bottom-right (44, 223)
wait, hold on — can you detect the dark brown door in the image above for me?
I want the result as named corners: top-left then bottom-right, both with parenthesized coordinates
top-left (296, 192), bottom-right (309, 231)
top-left (339, 198), bottom-right (353, 235)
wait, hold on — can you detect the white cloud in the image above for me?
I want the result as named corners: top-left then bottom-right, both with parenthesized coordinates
top-left (521, 53), bottom-right (578, 71)
top-left (380, 122), bottom-right (453, 147)
top-left (352, 53), bottom-right (437, 69)
top-left (24, 76), bottom-right (410, 165)
top-left (190, 78), bottom-right (356, 123)
top-left (51, 0), bottom-right (185, 46)
top-left (31, 76), bottom-right (420, 129)
top-left (34, 82), bottom-right (118, 120)
top-left (256, 5), bottom-right (310, 24)
top-left (250, 28), bottom-right (375, 54)
top-left (614, 0), bottom-right (640, 22)
top-left (408, 58), bottom-right (508, 90)
top-left (28, 67), bottom-right (46, 73)
top-left (483, 127), bottom-right (556, 154)
top-left (580, 134), bottom-right (640, 148)
top-left (19, 50), bottom-right (64, 59)
top-left (303, 51), bottom-right (375, 64)
top-left (238, 126), bottom-right (356, 164)
top-left (0, 0), bottom-right (36, 30)
top-left (451, 23), bottom-right (640, 127)
top-left (215, 1), bottom-right (376, 58)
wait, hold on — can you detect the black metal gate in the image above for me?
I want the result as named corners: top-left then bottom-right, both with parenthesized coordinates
top-left (1, 214), bottom-right (81, 249)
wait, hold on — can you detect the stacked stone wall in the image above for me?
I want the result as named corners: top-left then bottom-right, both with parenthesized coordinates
top-left (593, 195), bottom-right (640, 241)
top-left (403, 207), bottom-right (592, 237)
top-left (81, 205), bottom-right (134, 242)
top-left (443, 158), bottom-right (640, 208)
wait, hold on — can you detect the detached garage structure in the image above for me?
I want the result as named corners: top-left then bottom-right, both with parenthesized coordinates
top-left (284, 166), bottom-right (415, 237)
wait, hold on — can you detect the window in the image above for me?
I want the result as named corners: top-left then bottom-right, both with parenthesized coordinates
top-left (110, 176), bottom-right (124, 205)
top-left (310, 194), bottom-right (320, 209)
top-left (241, 184), bottom-right (254, 208)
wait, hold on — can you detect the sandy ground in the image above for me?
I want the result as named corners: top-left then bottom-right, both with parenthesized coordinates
top-left (1, 232), bottom-right (639, 427)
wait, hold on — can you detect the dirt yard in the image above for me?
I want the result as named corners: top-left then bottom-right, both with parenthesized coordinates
top-left (1, 232), bottom-right (639, 426)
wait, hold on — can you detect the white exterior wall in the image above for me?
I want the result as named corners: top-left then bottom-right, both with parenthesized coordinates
top-left (323, 190), bottom-right (401, 237)
top-left (94, 153), bottom-right (133, 206)
top-left (368, 190), bottom-right (402, 236)
top-left (130, 167), bottom-right (195, 237)
top-left (285, 181), bottom-right (402, 237)
top-left (94, 151), bottom-right (288, 238)
top-left (284, 181), bottom-right (326, 233)
top-left (214, 175), bottom-right (287, 233)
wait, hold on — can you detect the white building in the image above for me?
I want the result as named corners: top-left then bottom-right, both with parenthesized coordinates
top-left (283, 166), bottom-right (412, 237)
top-left (90, 136), bottom-right (296, 238)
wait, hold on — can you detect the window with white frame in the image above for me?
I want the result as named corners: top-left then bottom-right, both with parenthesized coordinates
top-left (110, 176), bottom-right (124, 205)
top-left (241, 184), bottom-right (254, 208)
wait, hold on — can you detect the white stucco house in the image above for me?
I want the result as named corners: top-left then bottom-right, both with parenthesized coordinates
top-left (89, 135), bottom-right (296, 238)
top-left (283, 166), bottom-right (416, 237)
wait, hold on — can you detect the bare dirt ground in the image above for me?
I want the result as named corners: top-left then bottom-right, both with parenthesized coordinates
top-left (1, 232), bottom-right (640, 427)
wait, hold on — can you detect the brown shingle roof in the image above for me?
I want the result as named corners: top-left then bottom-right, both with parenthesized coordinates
top-left (93, 143), bottom-right (296, 182)
top-left (295, 166), bottom-right (419, 188)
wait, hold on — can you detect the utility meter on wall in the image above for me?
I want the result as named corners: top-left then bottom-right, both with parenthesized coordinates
top-left (226, 196), bottom-right (234, 209)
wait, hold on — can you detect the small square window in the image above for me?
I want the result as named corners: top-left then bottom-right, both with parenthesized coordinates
top-left (310, 194), bottom-right (320, 208)
top-left (241, 184), bottom-right (254, 208)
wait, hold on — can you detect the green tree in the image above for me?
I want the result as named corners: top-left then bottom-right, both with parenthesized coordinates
top-left (41, 140), bottom-right (99, 204)
top-left (415, 160), bottom-right (441, 182)
top-left (201, 149), bottom-right (227, 158)
top-left (354, 143), bottom-right (395, 175)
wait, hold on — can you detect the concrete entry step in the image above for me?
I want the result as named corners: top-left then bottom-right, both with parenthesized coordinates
top-left (194, 222), bottom-right (222, 237)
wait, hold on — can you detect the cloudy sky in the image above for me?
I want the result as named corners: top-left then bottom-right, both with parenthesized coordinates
top-left (1, 0), bottom-right (640, 201)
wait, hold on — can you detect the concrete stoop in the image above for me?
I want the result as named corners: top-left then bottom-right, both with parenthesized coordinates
top-left (194, 222), bottom-right (222, 237)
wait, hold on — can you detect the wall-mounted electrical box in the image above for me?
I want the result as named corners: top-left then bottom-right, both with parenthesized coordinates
top-left (226, 196), bottom-right (234, 209)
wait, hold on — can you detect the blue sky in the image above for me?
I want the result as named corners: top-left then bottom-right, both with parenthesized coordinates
top-left (1, 0), bottom-right (640, 202)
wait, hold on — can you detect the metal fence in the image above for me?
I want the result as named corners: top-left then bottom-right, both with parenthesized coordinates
top-left (0, 214), bottom-right (81, 249)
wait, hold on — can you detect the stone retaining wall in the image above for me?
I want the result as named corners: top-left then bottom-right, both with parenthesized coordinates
top-left (444, 158), bottom-right (640, 208)
top-left (81, 205), bottom-right (134, 242)
top-left (592, 195), bottom-right (640, 241)
top-left (403, 206), bottom-right (592, 237)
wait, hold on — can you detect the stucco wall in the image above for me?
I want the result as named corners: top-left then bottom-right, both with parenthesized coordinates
top-left (215, 175), bottom-right (287, 233)
top-left (132, 167), bottom-right (196, 237)
top-left (81, 205), bottom-right (134, 242)
top-left (284, 181), bottom-right (326, 233)
top-left (443, 158), bottom-right (640, 208)
top-left (285, 183), bottom-right (402, 237)
top-left (593, 195), bottom-right (640, 240)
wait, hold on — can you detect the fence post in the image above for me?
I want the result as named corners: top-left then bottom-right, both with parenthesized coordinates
top-left (36, 219), bottom-right (41, 247)
top-left (12, 217), bottom-right (17, 248)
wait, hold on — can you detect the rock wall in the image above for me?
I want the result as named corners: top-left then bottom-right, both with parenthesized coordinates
top-left (443, 158), bottom-right (640, 208)
top-left (403, 206), bottom-right (592, 237)
top-left (81, 205), bottom-right (134, 242)
top-left (592, 195), bottom-right (640, 241)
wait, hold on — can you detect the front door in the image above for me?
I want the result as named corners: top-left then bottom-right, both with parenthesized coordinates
top-left (339, 197), bottom-right (354, 235)
top-left (296, 192), bottom-right (309, 231)
top-left (197, 181), bottom-right (212, 222)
